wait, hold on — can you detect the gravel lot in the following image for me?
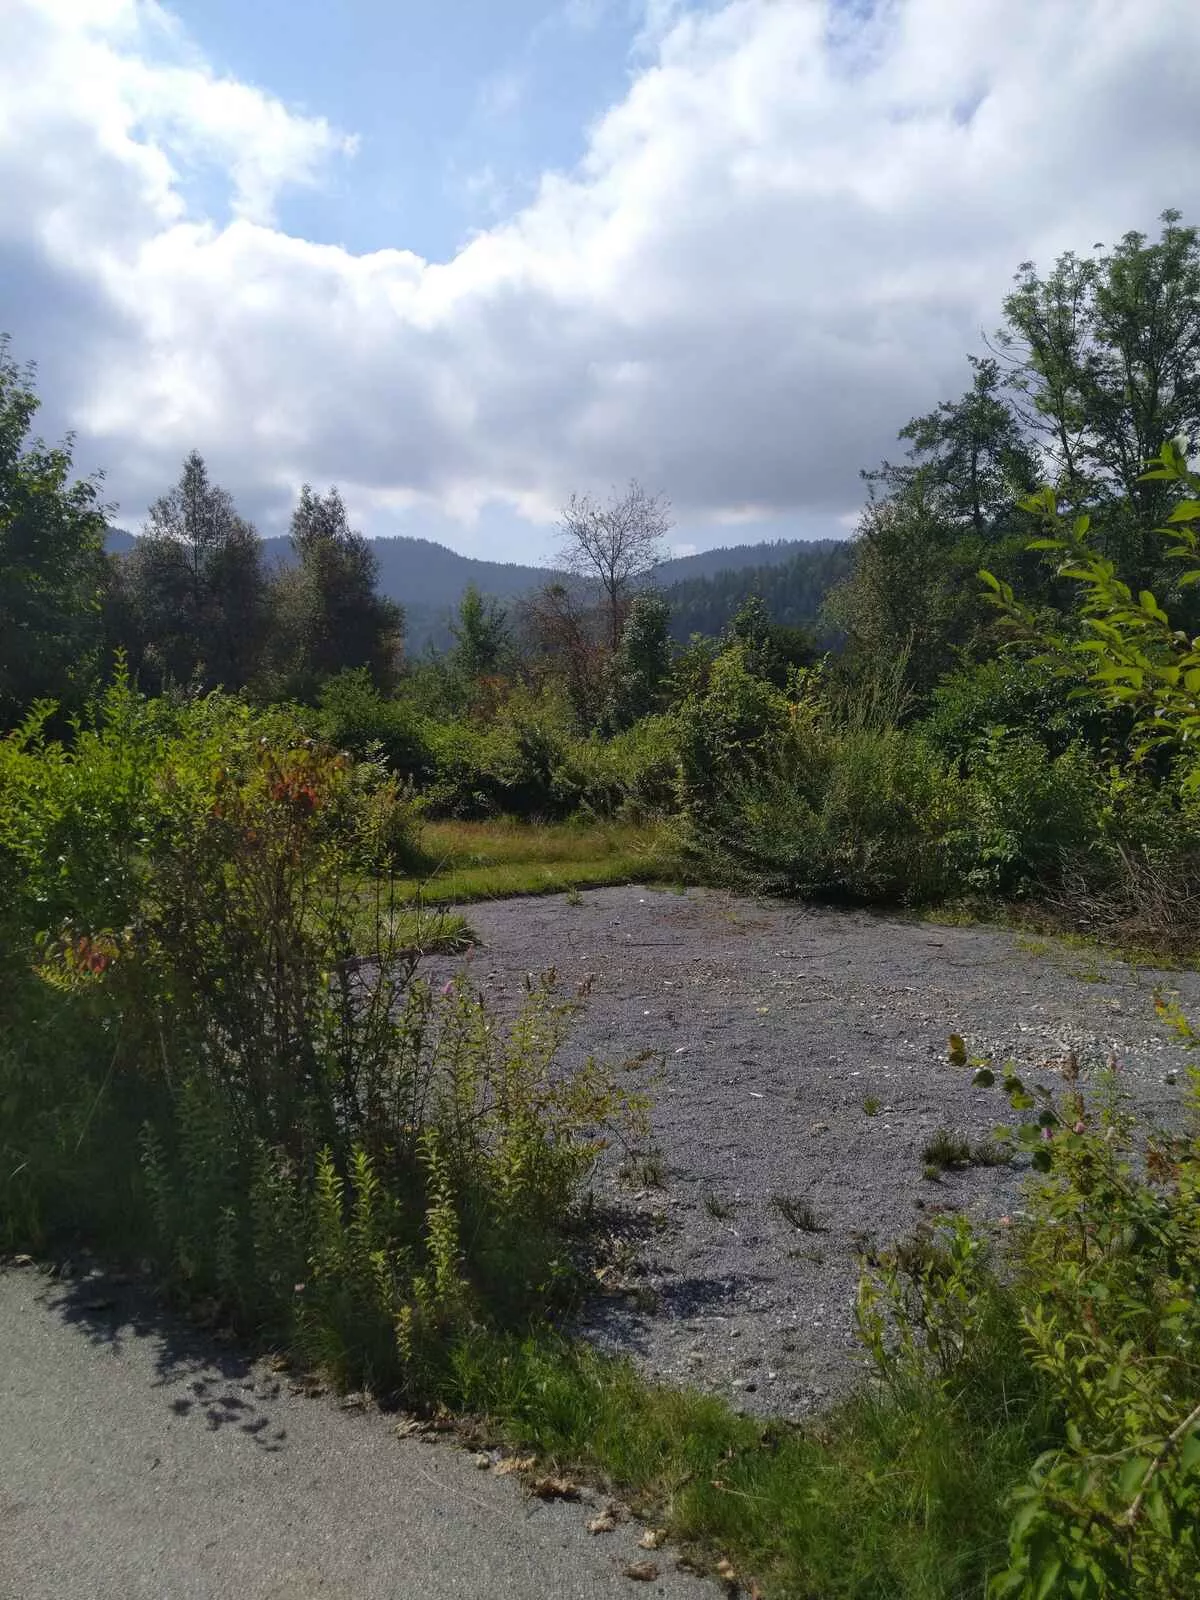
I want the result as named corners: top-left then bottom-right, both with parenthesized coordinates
top-left (433, 886), bottom-right (1199, 1420)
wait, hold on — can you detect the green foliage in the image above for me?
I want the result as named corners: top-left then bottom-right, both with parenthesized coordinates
top-left (314, 667), bottom-right (429, 780)
top-left (0, 336), bottom-right (108, 724)
top-left (987, 443), bottom-right (1200, 777)
top-left (999, 211), bottom-right (1200, 582)
top-left (957, 1051), bottom-right (1200, 1598)
top-left (117, 450), bottom-right (271, 694)
top-left (550, 714), bottom-right (679, 819)
top-left (604, 591), bottom-right (671, 731)
top-left (921, 656), bottom-right (1113, 764)
top-left (674, 655), bottom-right (973, 903)
top-left (956, 735), bottom-right (1102, 896)
top-left (449, 583), bottom-right (510, 688)
top-left (1, 684), bottom-right (641, 1405)
top-left (282, 484), bottom-right (404, 697)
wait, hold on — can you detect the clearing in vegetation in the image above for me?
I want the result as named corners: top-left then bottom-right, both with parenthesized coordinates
top-left (390, 817), bottom-right (672, 904)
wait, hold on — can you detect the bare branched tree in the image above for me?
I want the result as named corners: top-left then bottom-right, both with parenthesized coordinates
top-left (557, 480), bottom-right (672, 650)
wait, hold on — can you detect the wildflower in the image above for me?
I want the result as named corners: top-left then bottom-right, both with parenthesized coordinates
top-left (1041, 1126), bottom-right (1054, 1141)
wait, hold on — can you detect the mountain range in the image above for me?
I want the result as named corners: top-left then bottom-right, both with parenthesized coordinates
top-left (105, 528), bottom-right (853, 649)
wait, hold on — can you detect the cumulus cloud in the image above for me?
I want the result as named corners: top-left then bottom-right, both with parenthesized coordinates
top-left (3, 0), bottom-right (1198, 554)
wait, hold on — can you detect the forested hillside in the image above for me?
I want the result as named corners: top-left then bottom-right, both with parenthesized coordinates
top-left (106, 524), bottom-right (848, 650)
top-left (662, 539), bottom-right (853, 640)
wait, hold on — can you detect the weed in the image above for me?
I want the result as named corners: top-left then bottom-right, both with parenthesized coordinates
top-left (923, 1129), bottom-right (1013, 1174)
top-left (703, 1193), bottom-right (736, 1221)
top-left (619, 1151), bottom-right (667, 1190)
top-left (1065, 962), bottom-right (1106, 983)
top-left (771, 1194), bottom-right (823, 1232)
top-left (862, 1095), bottom-right (881, 1116)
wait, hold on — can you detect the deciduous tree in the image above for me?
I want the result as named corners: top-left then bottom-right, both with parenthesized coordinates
top-left (0, 336), bottom-right (108, 723)
top-left (557, 480), bottom-right (671, 651)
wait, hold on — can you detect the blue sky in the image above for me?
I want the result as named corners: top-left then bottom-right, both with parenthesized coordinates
top-left (169, 0), bottom-right (644, 261)
top-left (2, 1), bottom-right (1196, 563)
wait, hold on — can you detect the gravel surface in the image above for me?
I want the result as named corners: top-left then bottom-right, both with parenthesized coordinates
top-left (432, 885), bottom-right (1199, 1420)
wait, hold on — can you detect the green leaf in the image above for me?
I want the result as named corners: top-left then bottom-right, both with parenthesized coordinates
top-left (972, 1067), bottom-right (995, 1087)
top-left (1032, 1558), bottom-right (1063, 1600)
top-left (1031, 1146), bottom-right (1052, 1172)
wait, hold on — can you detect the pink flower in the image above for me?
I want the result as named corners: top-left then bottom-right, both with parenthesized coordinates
top-left (1073, 1120), bottom-right (1086, 1135)
top-left (1041, 1126), bottom-right (1054, 1141)
top-left (440, 980), bottom-right (455, 998)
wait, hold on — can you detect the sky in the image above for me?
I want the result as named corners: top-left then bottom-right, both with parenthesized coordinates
top-left (3, 0), bottom-right (1198, 564)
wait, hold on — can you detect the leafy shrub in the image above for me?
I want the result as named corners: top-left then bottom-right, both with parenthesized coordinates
top-left (956, 734), bottom-right (1102, 896)
top-left (315, 667), bottom-right (430, 779)
top-left (859, 1037), bottom-right (1200, 1599)
top-left (551, 714), bottom-right (679, 819)
top-left (922, 656), bottom-right (1112, 764)
top-left (676, 713), bottom-right (971, 904)
top-left (1, 682), bottom-right (642, 1401)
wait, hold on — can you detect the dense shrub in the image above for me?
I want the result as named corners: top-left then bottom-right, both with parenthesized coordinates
top-left (0, 683), bottom-right (639, 1398)
top-left (676, 716), bottom-right (971, 903)
top-left (956, 734), bottom-right (1102, 896)
top-left (921, 656), bottom-right (1113, 764)
top-left (314, 667), bottom-right (431, 780)
top-left (550, 714), bottom-right (679, 819)
top-left (859, 1043), bottom-right (1200, 1599)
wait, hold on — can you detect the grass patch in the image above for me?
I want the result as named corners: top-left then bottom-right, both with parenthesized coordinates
top-left (443, 1312), bottom-right (1051, 1599)
top-left (922, 1129), bottom-right (1012, 1175)
top-left (770, 1194), bottom-right (824, 1233)
top-left (383, 819), bottom-right (676, 905)
top-left (338, 890), bottom-right (474, 957)
top-left (619, 1150), bottom-right (668, 1190)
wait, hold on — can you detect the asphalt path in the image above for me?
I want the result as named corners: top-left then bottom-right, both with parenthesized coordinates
top-left (0, 1264), bottom-right (713, 1600)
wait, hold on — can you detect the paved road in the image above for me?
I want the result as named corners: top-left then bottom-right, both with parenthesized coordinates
top-left (0, 1264), bottom-right (713, 1600)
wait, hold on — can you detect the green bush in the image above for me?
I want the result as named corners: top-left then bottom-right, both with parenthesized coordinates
top-left (860, 1042), bottom-right (1200, 1599)
top-left (957, 734), bottom-right (1102, 896)
top-left (677, 720), bottom-right (970, 903)
top-left (551, 714), bottom-right (679, 819)
top-left (1, 683), bottom-right (641, 1400)
top-left (922, 656), bottom-right (1113, 764)
top-left (315, 667), bottom-right (431, 779)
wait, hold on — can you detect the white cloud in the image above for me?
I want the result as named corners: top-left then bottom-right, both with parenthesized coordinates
top-left (3, 0), bottom-right (1199, 555)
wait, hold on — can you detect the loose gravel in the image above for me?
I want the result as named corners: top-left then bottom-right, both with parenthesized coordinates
top-left (431, 885), bottom-right (1200, 1420)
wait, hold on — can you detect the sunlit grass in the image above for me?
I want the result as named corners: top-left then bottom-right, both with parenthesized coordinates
top-left (442, 1319), bottom-right (1048, 1599)
top-left (386, 818), bottom-right (677, 905)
